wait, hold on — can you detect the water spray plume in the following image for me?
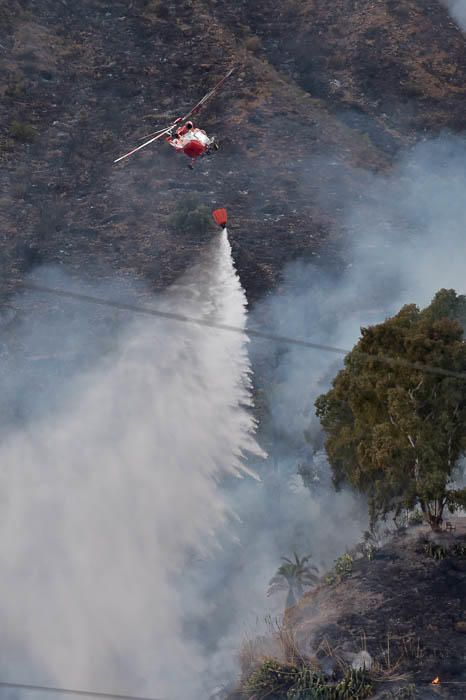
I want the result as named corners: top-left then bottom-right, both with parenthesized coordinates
top-left (0, 233), bottom-right (262, 699)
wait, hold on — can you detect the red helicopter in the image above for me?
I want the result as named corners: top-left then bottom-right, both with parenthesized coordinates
top-left (114, 68), bottom-right (235, 169)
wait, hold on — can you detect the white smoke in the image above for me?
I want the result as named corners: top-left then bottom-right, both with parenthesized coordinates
top-left (250, 133), bottom-right (466, 528)
top-left (442, 0), bottom-right (466, 30)
top-left (0, 231), bottom-right (263, 700)
top-left (346, 134), bottom-right (466, 311)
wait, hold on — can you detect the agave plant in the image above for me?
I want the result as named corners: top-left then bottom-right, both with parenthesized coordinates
top-left (267, 552), bottom-right (319, 609)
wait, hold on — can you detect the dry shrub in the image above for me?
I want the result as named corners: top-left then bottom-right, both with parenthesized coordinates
top-left (239, 637), bottom-right (265, 678)
top-left (371, 632), bottom-right (422, 681)
top-left (155, 1), bottom-right (169, 18)
top-left (245, 36), bottom-right (262, 53)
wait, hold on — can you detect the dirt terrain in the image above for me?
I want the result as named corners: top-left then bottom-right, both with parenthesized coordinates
top-left (233, 520), bottom-right (466, 699)
top-left (1, 0), bottom-right (465, 303)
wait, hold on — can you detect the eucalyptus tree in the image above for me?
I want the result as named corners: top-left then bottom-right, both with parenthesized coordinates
top-left (316, 289), bottom-right (466, 529)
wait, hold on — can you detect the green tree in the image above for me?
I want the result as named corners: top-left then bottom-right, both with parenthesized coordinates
top-left (267, 553), bottom-right (319, 609)
top-left (315, 289), bottom-right (466, 530)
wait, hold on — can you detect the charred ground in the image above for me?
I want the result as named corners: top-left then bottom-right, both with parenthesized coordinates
top-left (235, 521), bottom-right (466, 699)
top-left (1, 0), bottom-right (465, 302)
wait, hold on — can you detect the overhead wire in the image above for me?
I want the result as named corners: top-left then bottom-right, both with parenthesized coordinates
top-left (0, 281), bottom-right (465, 698)
top-left (0, 682), bottom-right (164, 700)
top-left (0, 676), bottom-right (465, 700)
top-left (17, 281), bottom-right (466, 382)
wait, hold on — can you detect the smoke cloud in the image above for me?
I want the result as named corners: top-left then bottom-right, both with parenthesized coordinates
top-left (249, 133), bottom-right (466, 545)
top-left (0, 231), bottom-right (263, 700)
top-left (442, 0), bottom-right (466, 30)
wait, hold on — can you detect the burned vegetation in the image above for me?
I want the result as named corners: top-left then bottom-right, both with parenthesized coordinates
top-left (233, 523), bottom-right (466, 699)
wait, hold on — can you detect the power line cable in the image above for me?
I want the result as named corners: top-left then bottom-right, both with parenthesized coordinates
top-left (0, 286), bottom-right (465, 698)
top-left (0, 682), bottom-right (164, 700)
top-left (0, 676), bottom-right (465, 700)
top-left (19, 282), bottom-right (466, 382)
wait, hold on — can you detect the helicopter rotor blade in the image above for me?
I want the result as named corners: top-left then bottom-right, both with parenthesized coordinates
top-left (181, 67), bottom-right (235, 122)
top-left (114, 124), bottom-right (175, 164)
top-left (137, 125), bottom-right (174, 141)
top-left (113, 67), bottom-right (235, 164)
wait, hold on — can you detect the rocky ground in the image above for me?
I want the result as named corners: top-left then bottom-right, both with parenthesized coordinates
top-left (1, 0), bottom-right (465, 304)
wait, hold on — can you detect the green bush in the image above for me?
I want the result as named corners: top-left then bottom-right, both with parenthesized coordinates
top-left (332, 669), bottom-right (373, 699)
top-left (168, 196), bottom-right (214, 237)
top-left (244, 659), bottom-right (298, 698)
top-left (408, 510), bottom-right (424, 526)
top-left (325, 553), bottom-right (354, 586)
top-left (244, 660), bottom-right (373, 699)
top-left (424, 541), bottom-right (466, 560)
top-left (424, 542), bottom-right (448, 560)
top-left (357, 531), bottom-right (379, 560)
top-left (334, 553), bottom-right (353, 580)
top-left (9, 120), bottom-right (37, 142)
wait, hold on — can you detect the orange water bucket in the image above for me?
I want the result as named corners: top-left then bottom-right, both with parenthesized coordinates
top-left (212, 208), bottom-right (228, 228)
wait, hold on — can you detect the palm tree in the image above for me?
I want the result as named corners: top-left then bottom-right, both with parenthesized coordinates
top-left (267, 552), bottom-right (319, 609)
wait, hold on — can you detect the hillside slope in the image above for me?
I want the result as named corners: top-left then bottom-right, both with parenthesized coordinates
top-left (1, 0), bottom-right (465, 301)
top-left (234, 521), bottom-right (466, 699)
